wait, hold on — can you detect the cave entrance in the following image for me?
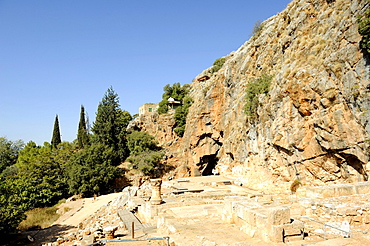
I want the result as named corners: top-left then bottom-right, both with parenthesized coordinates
top-left (198, 154), bottom-right (219, 176)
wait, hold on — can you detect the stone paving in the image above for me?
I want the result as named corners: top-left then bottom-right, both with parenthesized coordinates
top-left (34, 176), bottom-right (370, 246)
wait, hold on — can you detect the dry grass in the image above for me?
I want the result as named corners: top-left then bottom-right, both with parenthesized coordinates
top-left (17, 199), bottom-right (66, 231)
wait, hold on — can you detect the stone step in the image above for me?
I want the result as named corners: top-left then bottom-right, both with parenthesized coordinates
top-left (172, 189), bottom-right (204, 195)
top-left (142, 223), bottom-right (156, 233)
top-left (171, 185), bottom-right (188, 190)
top-left (117, 209), bottom-right (144, 233)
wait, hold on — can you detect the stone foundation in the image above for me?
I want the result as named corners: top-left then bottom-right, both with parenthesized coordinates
top-left (306, 182), bottom-right (370, 199)
top-left (223, 197), bottom-right (303, 243)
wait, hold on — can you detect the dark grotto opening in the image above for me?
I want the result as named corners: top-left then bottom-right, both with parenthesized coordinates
top-left (198, 154), bottom-right (219, 176)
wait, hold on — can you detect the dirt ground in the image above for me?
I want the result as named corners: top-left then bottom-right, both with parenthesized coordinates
top-left (2, 193), bottom-right (122, 246)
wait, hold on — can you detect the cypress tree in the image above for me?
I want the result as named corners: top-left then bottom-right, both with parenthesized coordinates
top-left (51, 115), bottom-right (61, 148)
top-left (77, 105), bottom-right (89, 149)
top-left (92, 87), bottom-right (131, 164)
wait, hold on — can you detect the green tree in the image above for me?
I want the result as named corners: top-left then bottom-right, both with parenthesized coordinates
top-left (127, 150), bottom-right (164, 176)
top-left (14, 141), bottom-right (72, 208)
top-left (92, 87), bottom-right (131, 164)
top-left (66, 143), bottom-right (121, 197)
top-left (0, 141), bottom-right (74, 234)
top-left (0, 177), bottom-right (27, 234)
top-left (77, 105), bottom-right (89, 149)
top-left (157, 83), bottom-right (190, 114)
top-left (0, 137), bottom-right (24, 174)
top-left (126, 131), bottom-right (164, 176)
top-left (51, 115), bottom-right (61, 148)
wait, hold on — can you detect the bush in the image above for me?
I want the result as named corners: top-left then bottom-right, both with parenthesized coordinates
top-left (157, 99), bottom-right (169, 114)
top-left (174, 96), bottom-right (193, 137)
top-left (126, 131), bottom-right (164, 176)
top-left (127, 131), bottom-right (159, 155)
top-left (244, 74), bottom-right (273, 121)
top-left (358, 7), bottom-right (370, 55)
top-left (250, 20), bottom-right (264, 37)
top-left (211, 57), bottom-right (226, 74)
top-left (127, 151), bottom-right (164, 176)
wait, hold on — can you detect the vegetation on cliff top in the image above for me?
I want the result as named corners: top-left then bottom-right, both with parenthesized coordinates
top-left (211, 57), bottom-right (226, 74)
top-left (157, 83), bottom-right (193, 137)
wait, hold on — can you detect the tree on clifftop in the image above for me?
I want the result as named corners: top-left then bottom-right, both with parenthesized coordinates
top-left (77, 105), bottom-right (89, 149)
top-left (157, 83), bottom-right (190, 114)
top-left (51, 115), bottom-right (61, 148)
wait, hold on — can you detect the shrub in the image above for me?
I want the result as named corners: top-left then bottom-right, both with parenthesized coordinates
top-left (174, 96), bottom-right (193, 137)
top-left (127, 150), bottom-right (164, 176)
top-left (358, 7), bottom-right (370, 55)
top-left (250, 20), bottom-right (264, 37)
top-left (244, 74), bottom-right (273, 122)
top-left (211, 57), bottom-right (226, 74)
top-left (126, 131), bottom-right (164, 176)
top-left (127, 131), bottom-right (159, 155)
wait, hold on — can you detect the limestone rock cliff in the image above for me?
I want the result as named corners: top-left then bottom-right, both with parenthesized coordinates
top-left (134, 0), bottom-right (370, 190)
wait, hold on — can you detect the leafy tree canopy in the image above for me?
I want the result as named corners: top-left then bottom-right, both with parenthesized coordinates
top-left (157, 83), bottom-right (190, 114)
top-left (127, 131), bottom-right (159, 155)
top-left (66, 142), bottom-right (121, 197)
top-left (0, 137), bottom-right (24, 174)
top-left (0, 141), bottom-right (74, 234)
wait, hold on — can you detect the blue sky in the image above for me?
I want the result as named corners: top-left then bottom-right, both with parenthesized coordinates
top-left (0, 0), bottom-right (291, 145)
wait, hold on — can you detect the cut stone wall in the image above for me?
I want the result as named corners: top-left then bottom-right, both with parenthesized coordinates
top-left (306, 182), bottom-right (370, 199)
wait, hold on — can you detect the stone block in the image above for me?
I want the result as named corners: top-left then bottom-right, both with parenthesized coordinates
top-left (335, 185), bottom-right (356, 197)
top-left (255, 212), bottom-right (267, 228)
top-left (235, 203), bottom-right (246, 220)
top-left (267, 206), bottom-right (290, 225)
top-left (283, 219), bottom-right (304, 236)
top-left (363, 214), bottom-right (370, 224)
top-left (81, 235), bottom-right (95, 246)
top-left (268, 225), bottom-right (284, 243)
top-left (321, 187), bottom-right (336, 198)
top-left (345, 207), bottom-right (357, 216)
top-left (245, 209), bottom-right (257, 227)
top-left (306, 187), bottom-right (323, 199)
top-left (355, 182), bottom-right (370, 195)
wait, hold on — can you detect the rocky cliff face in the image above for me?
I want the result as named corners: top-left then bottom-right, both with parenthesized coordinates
top-left (134, 0), bottom-right (370, 190)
